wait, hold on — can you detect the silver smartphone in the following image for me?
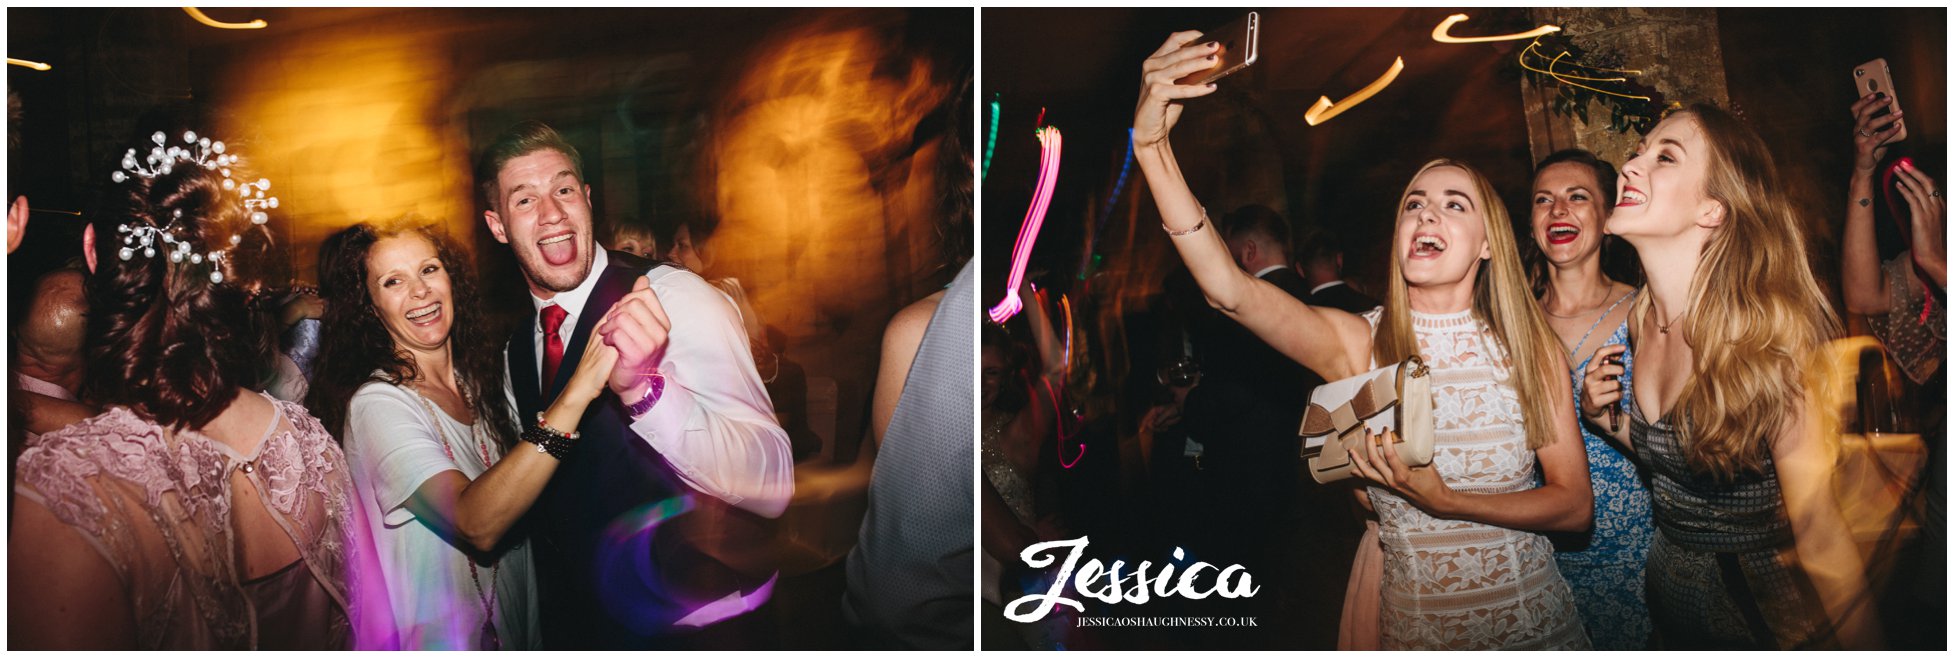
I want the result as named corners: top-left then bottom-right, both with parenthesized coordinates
top-left (1174, 12), bottom-right (1260, 87)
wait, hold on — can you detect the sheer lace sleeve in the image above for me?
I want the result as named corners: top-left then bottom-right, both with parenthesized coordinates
top-left (14, 410), bottom-right (162, 588)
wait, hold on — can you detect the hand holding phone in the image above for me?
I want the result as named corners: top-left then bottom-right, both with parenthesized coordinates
top-left (1854, 58), bottom-right (1908, 146)
top-left (1580, 344), bottom-right (1630, 435)
top-left (1172, 12), bottom-right (1260, 86)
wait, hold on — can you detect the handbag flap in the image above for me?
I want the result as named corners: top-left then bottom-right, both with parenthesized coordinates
top-left (1300, 362), bottom-right (1403, 440)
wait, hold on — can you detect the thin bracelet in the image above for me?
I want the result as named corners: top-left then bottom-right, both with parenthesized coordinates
top-left (1163, 208), bottom-right (1209, 237)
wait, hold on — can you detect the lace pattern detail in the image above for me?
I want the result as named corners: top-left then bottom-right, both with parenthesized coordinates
top-left (14, 398), bottom-right (358, 649)
top-left (1360, 308), bottom-right (1588, 649)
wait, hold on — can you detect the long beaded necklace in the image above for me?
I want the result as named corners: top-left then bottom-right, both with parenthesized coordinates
top-left (411, 386), bottom-right (501, 650)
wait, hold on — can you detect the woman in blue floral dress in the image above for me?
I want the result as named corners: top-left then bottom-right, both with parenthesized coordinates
top-left (1524, 149), bottom-right (1655, 649)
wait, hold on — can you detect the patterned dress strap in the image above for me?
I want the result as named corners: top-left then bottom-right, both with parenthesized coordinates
top-left (1568, 289), bottom-right (1639, 364)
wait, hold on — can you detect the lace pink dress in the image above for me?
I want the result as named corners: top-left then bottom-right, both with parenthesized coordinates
top-left (1362, 309), bottom-right (1588, 649)
top-left (13, 394), bottom-right (371, 649)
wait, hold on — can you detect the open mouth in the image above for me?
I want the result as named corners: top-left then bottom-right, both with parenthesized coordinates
top-left (1617, 187), bottom-right (1646, 207)
top-left (537, 232), bottom-right (578, 266)
top-left (1547, 222), bottom-right (1580, 245)
top-left (1410, 233), bottom-right (1447, 258)
top-left (406, 302), bottom-right (442, 324)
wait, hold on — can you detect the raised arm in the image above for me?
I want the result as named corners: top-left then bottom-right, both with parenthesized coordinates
top-left (609, 272), bottom-right (795, 518)
top-left (1842, 92), bottom-right (1903, 314)
top-left (1774, 389), bottom-right (1883, 649)
top-left (1351, 351), bottom-right (1594, 533)
top-left (1132, 31), bottom-right (1372, 381)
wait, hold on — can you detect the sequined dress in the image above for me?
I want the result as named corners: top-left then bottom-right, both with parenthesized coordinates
top-left (980, 413), bottom-right (1035, 607)
top-left (1365, 308), bottom-right (1589, 650)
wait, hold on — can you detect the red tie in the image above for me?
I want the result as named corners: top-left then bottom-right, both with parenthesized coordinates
top-left (540, 304), bottom-right (569, 390)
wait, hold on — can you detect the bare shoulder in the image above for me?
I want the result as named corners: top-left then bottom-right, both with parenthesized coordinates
top-left (883, 290), bottom-right (946, 355)
top-left (872, 290), bottom-right (948, 443)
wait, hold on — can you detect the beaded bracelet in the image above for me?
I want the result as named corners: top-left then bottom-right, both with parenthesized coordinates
top-left (523, 414), bottom-right (580, 460)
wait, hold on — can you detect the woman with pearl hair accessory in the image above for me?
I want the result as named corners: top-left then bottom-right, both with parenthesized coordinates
top-left (10, 128), bottom-right (391, 649)
top-left (108, 130), bottom-right (278, 282)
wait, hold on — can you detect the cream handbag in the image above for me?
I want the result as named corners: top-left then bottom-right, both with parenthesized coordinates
top-left (1298, 355), bottom-right (1435, 484)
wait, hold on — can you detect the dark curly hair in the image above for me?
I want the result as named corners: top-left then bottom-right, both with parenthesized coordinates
top-left (85, 149), bottom-right (276, 430)
top-left (305, 220), bottom-right (518, 451)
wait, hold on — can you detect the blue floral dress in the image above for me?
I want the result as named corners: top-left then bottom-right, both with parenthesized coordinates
top-left (1560, 319), bottom-right (1656, 649)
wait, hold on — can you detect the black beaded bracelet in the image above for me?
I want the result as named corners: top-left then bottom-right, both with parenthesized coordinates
top-left (522, 415), bottom-right (579, 460)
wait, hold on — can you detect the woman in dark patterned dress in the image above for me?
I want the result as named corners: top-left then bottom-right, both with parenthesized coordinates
top-left (1580, 104), bottom-right (1882, 649)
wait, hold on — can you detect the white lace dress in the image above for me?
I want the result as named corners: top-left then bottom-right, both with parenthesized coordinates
top-left (1364, 308), bottom-right (1588, 649)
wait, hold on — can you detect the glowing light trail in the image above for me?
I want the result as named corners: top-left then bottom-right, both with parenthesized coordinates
top-left (1058, 292), bottom-right (1074, 381)
top-left (182, 7), bottom-right (267, 30)
top-left (1304, 57), bottom-right (1404, 126)
top-left (7, 58), bottom-right (50, 71)
top-left (1085, 128), bottom-right (1137, 271)
top-left (982, 96), bottom-right (1000, 181)
top-left (1431, 13), bottom-right (1560, 44)
top-left (989, 126), bottom-right (1063, 323)
top-left (1518, 39), bottom-right (1651, 101)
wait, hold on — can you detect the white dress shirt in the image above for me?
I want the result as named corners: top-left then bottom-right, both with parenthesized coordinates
top-left (1310, 279), bottom-right (1349, 296)
top-left (521, 249), bottom-right (795, 517)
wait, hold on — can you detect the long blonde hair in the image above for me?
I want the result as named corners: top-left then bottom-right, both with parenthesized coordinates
top-left (1649, 105), bottom-right (1842, 480)
top-left (1375, 159), bottom-right (1566, 450)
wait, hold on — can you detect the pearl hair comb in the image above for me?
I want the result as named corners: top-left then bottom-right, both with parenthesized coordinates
top-left (109, 130), bottom-right (278, 283)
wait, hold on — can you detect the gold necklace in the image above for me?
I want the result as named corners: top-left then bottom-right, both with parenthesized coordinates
top-left (1654, 308), bottom-right (1687, 334)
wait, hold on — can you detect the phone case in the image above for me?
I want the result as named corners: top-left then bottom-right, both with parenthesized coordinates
top-left (1854, 58), bottom-right (1908, 143)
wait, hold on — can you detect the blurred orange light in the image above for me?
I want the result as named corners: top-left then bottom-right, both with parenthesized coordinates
top-left (183, 7), bottom-right (268, 30)
top-left (1305, 57), bottom-right (1403, 126)
top-left (8, 58), bottom-right (51, 71)
top-left (1432, 13), bottom-right (1558, 44)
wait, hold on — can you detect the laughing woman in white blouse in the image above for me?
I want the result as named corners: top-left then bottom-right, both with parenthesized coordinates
top-left (307, 221), bottom-right (618, 649)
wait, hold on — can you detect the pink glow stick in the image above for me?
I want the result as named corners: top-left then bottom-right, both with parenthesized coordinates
top-left (989, 126), bottom-right (1063, 323)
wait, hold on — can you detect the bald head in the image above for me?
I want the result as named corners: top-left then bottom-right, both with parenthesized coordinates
top-left (17, 268), bottom-right (87, 392)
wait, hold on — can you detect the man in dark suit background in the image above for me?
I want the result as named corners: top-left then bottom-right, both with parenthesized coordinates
top-left (1157, 205), bottom-right (1362, 648)
top-left (477, 120), bottom-right (792, 649)
top-left (1296, 234), bottom-right (1381, 314)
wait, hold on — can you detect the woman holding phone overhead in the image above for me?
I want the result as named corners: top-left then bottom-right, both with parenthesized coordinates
top-left (1580, 105), bottom-right (1882, 649)
top-left (1133, 31), bottom-right (1592, 649)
